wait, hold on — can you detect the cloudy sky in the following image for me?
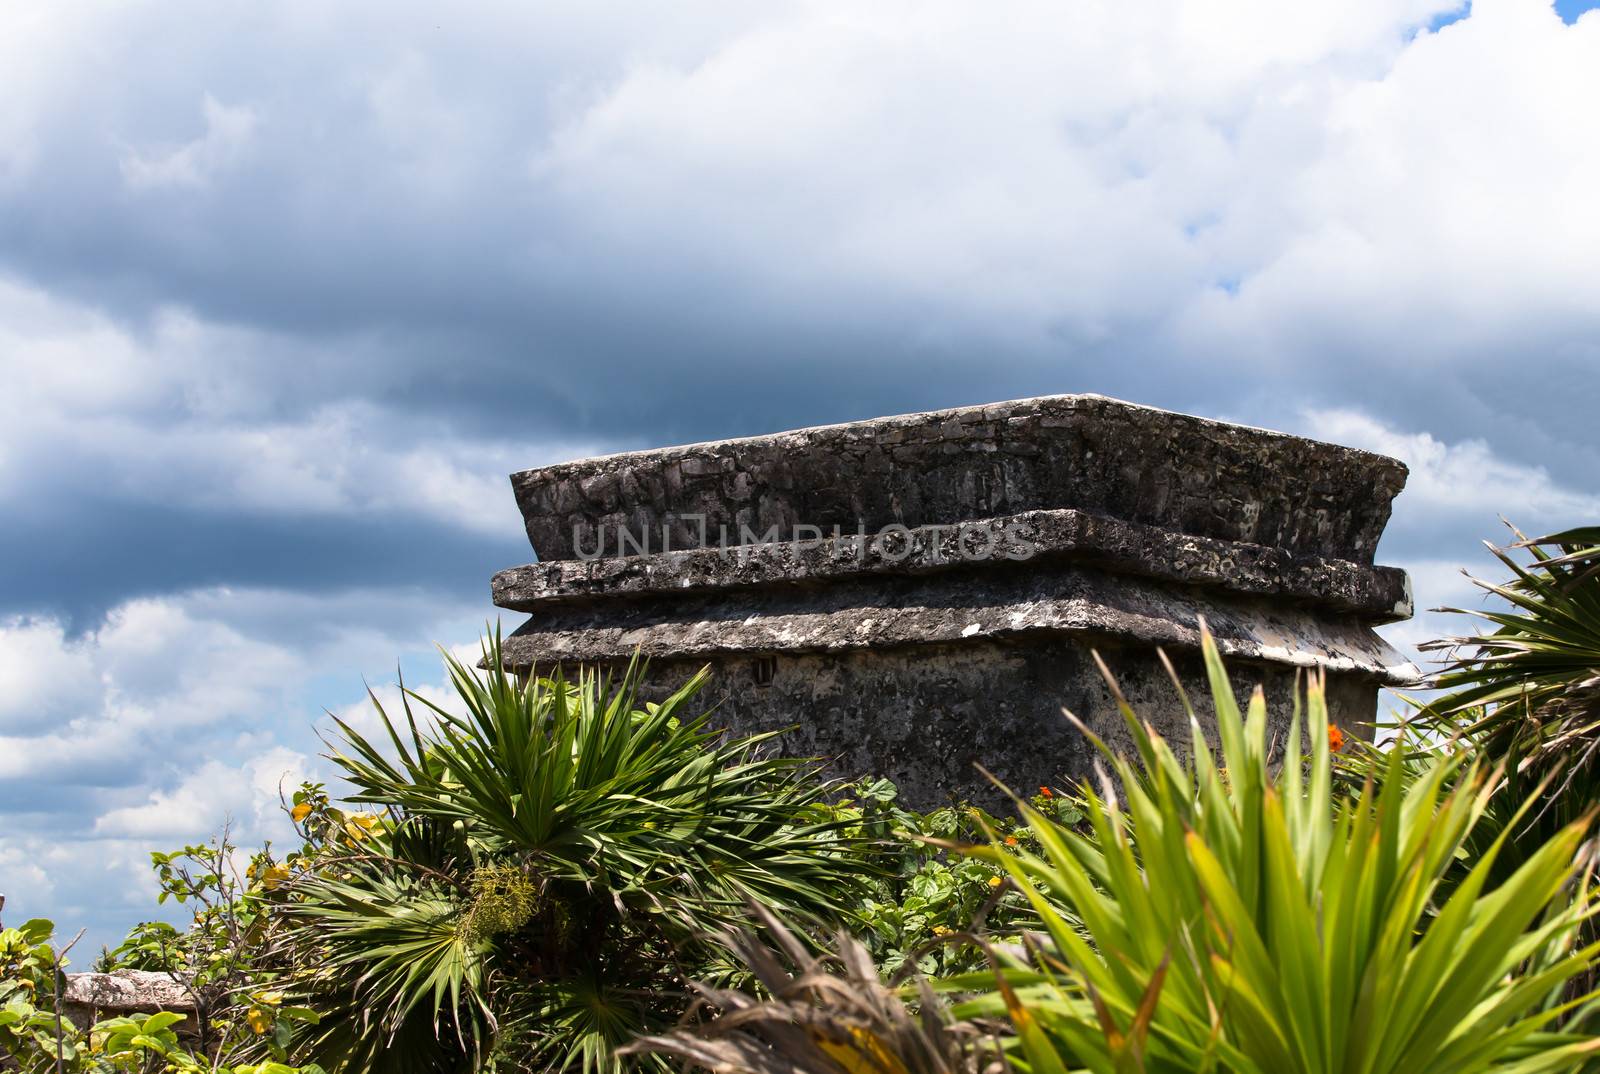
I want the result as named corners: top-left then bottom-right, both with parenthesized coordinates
top-left (2, 0), bottom-right (1598, 953)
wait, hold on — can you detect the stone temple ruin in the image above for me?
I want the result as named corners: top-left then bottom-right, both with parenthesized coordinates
top-left (491, 394), bottom-right (1418, 808)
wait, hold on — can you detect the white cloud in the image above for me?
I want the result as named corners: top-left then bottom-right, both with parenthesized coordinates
top-left (1316, 409), bottom-right (1599, 685)
top-left (522, 0), bottom-right (1600, 353)
top-left (0, 618), bottom-right (101, 736)
top-left (120, 94), bottom-right (259, 190)
top-left (95, 746), bottom-right (312, 840)
top-left (0, 276), bottom-right (591, 533)
top-left (0, 585), bottom-right (484, 951)
top-left (1302, 408), bottom-right (1600, 520)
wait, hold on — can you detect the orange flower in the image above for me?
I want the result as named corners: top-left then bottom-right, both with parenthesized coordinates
top-left (1004, 836), bottom-right (1019, 847)
top-left (1328, 723), bottom-right (1346, 753)
top-left (1039, 786), bottom-right (1054, 798)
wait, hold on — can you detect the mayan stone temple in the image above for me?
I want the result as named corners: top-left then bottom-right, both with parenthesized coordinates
top-left (490, 394), bottom-right (1419, 808)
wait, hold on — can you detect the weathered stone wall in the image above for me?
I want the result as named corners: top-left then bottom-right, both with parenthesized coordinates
top-left (605, 640), bottom-right (1377, 810)
top-left (492, 394), bottom-right (1416, 805)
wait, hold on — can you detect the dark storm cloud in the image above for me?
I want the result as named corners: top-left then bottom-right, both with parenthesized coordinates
top-left (0, 496), bottom-right (524, 628)
top-left (1, 0), bottom-right (1594, 523)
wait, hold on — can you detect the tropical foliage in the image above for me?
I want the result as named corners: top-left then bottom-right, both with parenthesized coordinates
top-left (89, 830), bottom-right (324, 1064)
top-left (1421, 526), bottom-right (1600, 734)
top-left (621, 905), bottom-right (1001, 1074)
top-left (269, 635), bottom-right (871, 1074)
top-left (833, 776), bottom-right (1068, 979)
top-left (1, 916), bottom-right (317, 1074)
top-left (636, 631), bottom-right (1600, 1074)
top-left (21, 520), bottom-right (1600, 1074)
top-left (1406, 528), bottom-right (1600, 883)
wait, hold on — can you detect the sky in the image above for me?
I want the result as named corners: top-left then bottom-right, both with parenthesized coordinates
top-left (1, 0), bottom-right (1598, 955)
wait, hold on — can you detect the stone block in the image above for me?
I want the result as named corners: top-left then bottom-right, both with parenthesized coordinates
top-left (492, 395), bottom-right (1416, 808)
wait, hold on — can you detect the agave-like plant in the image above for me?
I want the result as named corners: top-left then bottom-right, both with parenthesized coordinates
top-left (631, 632), bottom-right (1600, 1074)
top-left (276, 632), bottom-right (868, 1074)
top-left (943, 632), bottom-right (1600, 1073)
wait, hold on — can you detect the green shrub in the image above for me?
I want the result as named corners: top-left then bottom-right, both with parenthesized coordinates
top-left (1, 916), bottom-right (319, 1074)
top-left (631, 631), bottom-right (1600, 1074)
top-left (945, 631), bottom-right (1600, 1073)
top-left (833, 777), bottom-right (1074, 978)
top-left (272, 633), bottom-right (873, 1074)
top-left (622, 905), bottom-right (1000, 1074)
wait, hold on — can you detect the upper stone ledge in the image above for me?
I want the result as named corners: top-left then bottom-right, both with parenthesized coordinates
top-left (511, 394), bottom-right (1408, 566)
top-left (492, 507), bottom-right (1413, 623)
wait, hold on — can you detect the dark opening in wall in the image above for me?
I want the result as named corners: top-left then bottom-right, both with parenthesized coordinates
top-left (752, 655), bottom-right (778, 687)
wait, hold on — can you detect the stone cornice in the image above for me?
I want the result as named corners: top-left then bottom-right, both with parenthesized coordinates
top-left (492, 508), bottom-right (1411, 623)
top-left (495, 561), bottom-right (1421, 685)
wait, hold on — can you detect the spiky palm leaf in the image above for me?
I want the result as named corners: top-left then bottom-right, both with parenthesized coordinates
top-left (937, 631), bottom-right (1600, 1073)
top-left (329, 636), bottom-right (857, 932)
top-left (278, 631), bottom-right (869, 1074)
top-left (623, 633), bottom-right (1600, 1074)
top-left (1420, 526), bottom-right (1600, 760)
top-left (289, 861), bottom-right (491, 1074)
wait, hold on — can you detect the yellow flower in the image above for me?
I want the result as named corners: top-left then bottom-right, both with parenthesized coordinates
top-left (987, 875), bottom-right (1004, 889)
top-left (931, 924), bottom-right (951, 936)
top-left (290, 802), bottom-right (313, 823)
top-left (255, 990), bottom-right (283, 1007)
top-left (260, 863), bottom-right (291, 890)
top-left (246, 1007), bottom-right (270, 1035)
top-left (344, 812), bottom-right (381, 841)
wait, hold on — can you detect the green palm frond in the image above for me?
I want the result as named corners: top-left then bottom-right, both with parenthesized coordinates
top-left (325, 632), bottom-right (857, 933)
top-left (287, 859), bottom-right (492, 1073)
top-left (1421, 526), bottom-right (1600, 739)
top-left (936, 630), bottom-right (1600, 1074)
top-left (279, 629), bottom-right (873, 1074)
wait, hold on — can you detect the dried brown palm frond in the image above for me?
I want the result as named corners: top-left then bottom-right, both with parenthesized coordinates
top-left (621, 904), bottom-right (1002, 1074)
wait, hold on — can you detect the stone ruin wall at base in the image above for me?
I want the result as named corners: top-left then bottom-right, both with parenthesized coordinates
top-left (492, 393), bottom-right (1419, 809)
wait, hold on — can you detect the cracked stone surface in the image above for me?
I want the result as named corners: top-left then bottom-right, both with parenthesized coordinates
top-left (498, 563), bottom-right (1416, 682)
top-left (588, 642), bottom-right (1385, 812)
top-left (511, 394), bottom-right (1407, 565)
top-left (62, 972), bottom-right (198, 1038)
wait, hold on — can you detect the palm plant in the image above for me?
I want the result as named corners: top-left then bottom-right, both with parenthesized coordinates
top-left (943, 631), bottom-right (1600, 1073)
top-left (632, 631), bottom-right (1600, 1074)
top-left (274, 632), bottom-right (868, 1074)
top-left (1421, 526), bottom-right (1600, 730)
top-left (1414, 527), bottom-right (1600, 840)
top-left (1388, 525), bottom-right (1600, 1019)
